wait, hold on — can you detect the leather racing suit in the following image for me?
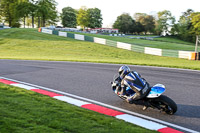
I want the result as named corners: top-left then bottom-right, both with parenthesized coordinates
top-left (114, 71), bottom-right (150, 103)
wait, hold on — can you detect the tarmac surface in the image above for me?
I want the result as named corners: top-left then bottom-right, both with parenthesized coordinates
top-left (0, 59), bottom-right (199, 132)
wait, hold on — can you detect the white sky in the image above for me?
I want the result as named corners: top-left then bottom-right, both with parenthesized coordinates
top-left (55, 0), bottom-right (200, 27)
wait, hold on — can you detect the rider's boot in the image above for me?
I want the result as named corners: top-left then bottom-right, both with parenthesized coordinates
top-left (143, 100), bottom-right (150, 110)
top-left (143, 106), bottom-right (148, 110)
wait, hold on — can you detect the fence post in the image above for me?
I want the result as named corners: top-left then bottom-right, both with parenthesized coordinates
top-left (195, 35), bottom-right (199, 60)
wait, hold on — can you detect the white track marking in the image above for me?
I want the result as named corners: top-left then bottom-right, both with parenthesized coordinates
top-left (116, 114), bottom-right (167, 130)
top-left (10, 84), bottom-right (38, 90)
top-left (53, 96), bottom-right (91, 107)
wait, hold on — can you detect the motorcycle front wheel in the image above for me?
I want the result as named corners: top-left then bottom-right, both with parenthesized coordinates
top-left (150, 95), bottom-right (177, 115)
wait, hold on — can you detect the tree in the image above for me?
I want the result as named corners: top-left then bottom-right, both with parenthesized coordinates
top-left (176, 9), bottom-right (194, 41)
top-left (155, 10), bottom-right (175, 35)
top-left (77, 6), bottom-right (89, 29)
top-left (87, 8), bottom-right (102, 28)
top-left (0, 15), bottom-right (2, 23)
top-left (16, 1), bottom-right (30, 28)
top-left (61, 7), bottom-right (77, 28)
top-left (134, 13), bottom-right (155, 34)
top-left (134, 22), bottom-right (144, 34)
top-left (190, 12), bottom-right (200, 35)
top-left (143, 15), bottom-right (155, 34)
top-left (26, 17), bottom-right (32, 28)
top-left (134, 13), bottom-right (147, 22)
top-left (113, 13), bottom-right (134, 33)
top-left (28, 0), bottom-right (37, 28)
top-left (0, 0), bottom-right (58, 28)
top-left (36, 0), bottom-right (58, 27)
top-left (0, 0), bottom-right (21, 27)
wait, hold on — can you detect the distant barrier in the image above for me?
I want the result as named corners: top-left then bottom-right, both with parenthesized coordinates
top-left (39, 28), bottom-right (199, 60)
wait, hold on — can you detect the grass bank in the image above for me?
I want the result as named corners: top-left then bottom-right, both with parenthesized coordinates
top-left (0, 28), bottom-right (200, 70)
top-left (67, 31), bottom-right (198, 51)
top-left (0, 83), bottom-right (156, 133)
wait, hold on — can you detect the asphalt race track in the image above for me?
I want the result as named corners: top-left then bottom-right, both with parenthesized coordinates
top-left (0, 59), bottom-right (200, 132)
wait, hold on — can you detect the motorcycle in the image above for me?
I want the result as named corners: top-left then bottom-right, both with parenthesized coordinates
top-left (111, 75), bottom-right (177, 115)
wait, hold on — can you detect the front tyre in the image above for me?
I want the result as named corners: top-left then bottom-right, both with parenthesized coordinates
top-left (152, 95), bottom-right (177, 115)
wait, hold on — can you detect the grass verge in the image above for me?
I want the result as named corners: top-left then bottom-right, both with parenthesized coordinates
top-left (0, 28), bottom-right (200, 70)
top-left (0, 83), bottom-right (157, 133)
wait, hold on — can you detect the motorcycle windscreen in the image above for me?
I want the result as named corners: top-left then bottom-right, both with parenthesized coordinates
top-left (146, 84), bottom-right (165, 98)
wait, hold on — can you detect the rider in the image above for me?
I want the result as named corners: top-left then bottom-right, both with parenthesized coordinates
top-left (113, 65), bottom-right (150, 103)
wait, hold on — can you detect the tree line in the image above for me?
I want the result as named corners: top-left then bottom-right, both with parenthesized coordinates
top-left (0, 0), bottom-right (199, 43)
top-left (61, 6), bottom-right (102, 29)
top-left (113, 9), bottom-right (200, 42)
top-left (0, 0), bottom-right (103, 29)
top-left (0, 0), bottom-right (58, 28)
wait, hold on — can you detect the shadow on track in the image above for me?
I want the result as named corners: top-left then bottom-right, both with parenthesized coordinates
top-left (176, 104), bottom-right (200, 118)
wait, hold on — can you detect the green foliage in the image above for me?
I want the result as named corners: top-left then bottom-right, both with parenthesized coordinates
top-left (190, 12), bottom-right (200, 35)
top-left (0, 0), bottom-right (58, 28)
top-left (113, 12), bottom-right (155, 34)
top-left (0, 0), bottom-right (199, 43)
top-left (134, 13), bottom-right (155, 34)
top-left (77, 6), bottom-right (89, 29)
top-left (61, 7), bottom-right (77, 28)
top-left (0, 0), bottom-right (21, 27)
top-left (87, 8), bottom-right (103, 28)
top-left (134, 13), bottom-right (147, 21)
top-left (36, 0), bottom-right (58, 27)
top-left (155, 10), bottom-right (175, 35)
top-left (134, 22), bottom-right (144, 34)
top-left (62, 6), bottom-right (103, 29)
top-left (113, 13), bottom-right (135, 33)
top-left (27, 1), bottom-right (37, 28)
top-left (0, 14), bottom-right (2, 23)
top-left (143, 15), bottom-right (155, 34)
top-left (16, 2), bottom-right (30, 28)
top-left (176, 9), bottom-right (195, 42)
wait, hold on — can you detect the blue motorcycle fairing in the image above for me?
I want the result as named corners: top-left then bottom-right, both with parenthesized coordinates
top-left (147, 84), bottom-right (165, 98)
top-left (126, 86), bottom-right (135, 96)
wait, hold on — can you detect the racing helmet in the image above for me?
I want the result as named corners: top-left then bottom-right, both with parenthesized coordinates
top-left (118, 65), bottom-right (130, 79)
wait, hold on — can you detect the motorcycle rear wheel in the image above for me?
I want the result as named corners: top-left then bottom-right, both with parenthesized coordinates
top-left (151, 95), bottom-right (177, 115)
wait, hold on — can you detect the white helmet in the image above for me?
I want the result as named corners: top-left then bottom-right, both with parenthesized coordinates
top-left (118, 65), bottom-right (130, 79)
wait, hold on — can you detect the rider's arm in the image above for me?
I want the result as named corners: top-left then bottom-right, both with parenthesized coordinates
top-left (119, 79), bottom-right (126, 95)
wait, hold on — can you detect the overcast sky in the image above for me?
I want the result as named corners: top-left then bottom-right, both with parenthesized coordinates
top-left (55, 0), bottom-right (200, 27)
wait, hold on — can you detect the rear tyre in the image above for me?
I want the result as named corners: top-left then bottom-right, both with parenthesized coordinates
top-left (152, 95), bottom-right (177, 115)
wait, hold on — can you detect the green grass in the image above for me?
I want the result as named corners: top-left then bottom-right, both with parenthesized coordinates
top-left (154, 36), bottom-right (194, 45)
top-left (0, 28), bottom-right (200, 70)
top-left (126, 35), bottom-right (157, 37)
top-left (0, 83), bottom-right (157, 133)
top-left (127, 35), bottom-right (194, 45)
top-left (68, 31), bottom-right (198, 51)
